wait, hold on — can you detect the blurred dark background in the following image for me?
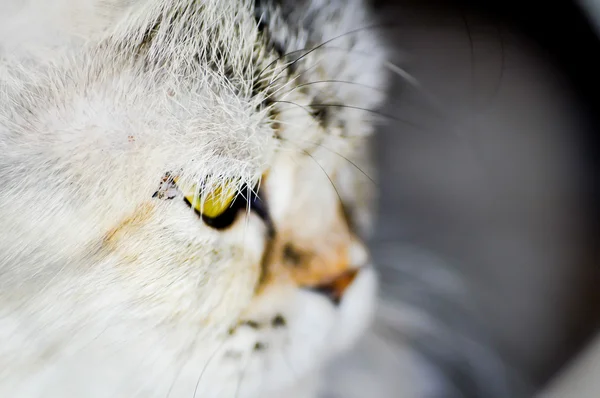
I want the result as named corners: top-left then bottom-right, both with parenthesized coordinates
top-left (357, 0), bottom-right (600, 396)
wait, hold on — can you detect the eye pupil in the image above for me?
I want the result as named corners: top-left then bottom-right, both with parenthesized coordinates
top-left (200, 208), bottom-right (240, 230)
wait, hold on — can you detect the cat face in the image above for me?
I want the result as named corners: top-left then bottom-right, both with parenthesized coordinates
top-left (0, 0), bottom-right (388, 396)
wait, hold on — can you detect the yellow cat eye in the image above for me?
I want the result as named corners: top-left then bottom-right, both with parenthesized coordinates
top-left (182, 182), bottom-right (238, 219)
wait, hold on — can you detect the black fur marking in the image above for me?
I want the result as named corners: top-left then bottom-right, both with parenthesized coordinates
top-left (309, 285), bottom-right (342, 306)
top-left (272, 314), bottom-right (286, 328)
top-left (254, 0), bottom-right (286, 57)
top-left (241, 320), bottom-right (261, 329)
top-left (309, 101), bottom-right (330, 127)
top-left (282, 243), bottom-right (304, 266)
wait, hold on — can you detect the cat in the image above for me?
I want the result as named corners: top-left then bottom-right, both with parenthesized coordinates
top-left (0, 0), bottom-right (389, 397)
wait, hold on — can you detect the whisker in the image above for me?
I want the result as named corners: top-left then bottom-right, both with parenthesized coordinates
top-left (192, 341), bottom-right (226, 398)
top-left (274, 79), bottom-right (385, 102)
top-left (256, 49), bottom-right (304, 84)
top-left (165, 341), bottom-right (197, 398)
top-left (279, 136), bottom-right (377, 187)
top-left (274, 114), bottom-right (406, 146)
top-left (382, 61), bottom-right (456, 121)
top-left (273, 100), bottom-right (422, 129)
top-left (281, 139), bottom-right (344, 206)
top-left (262, 63), bottom-right (321, 103)
top-left (270, 100), bottom-right (314, 117)
top-left (270, 75), bottom-right (450, 132)
top-left (234, 353), bottom-right (254, 398)
top-left (263, 45), bottom-right (376, 90)
top-left (255, 37), bottom-right (455, 127)
top-left (384, 61), bottom-right (420, 90)
top-left (294, 79), bottom-right (383, 93)
top-left (259, 22), bottom-right (404, 81)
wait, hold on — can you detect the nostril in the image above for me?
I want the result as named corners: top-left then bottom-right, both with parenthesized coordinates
top-left (309, 268), bottom-right (359, 305)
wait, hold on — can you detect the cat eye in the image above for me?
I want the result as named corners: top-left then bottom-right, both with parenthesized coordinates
top-left (182, 182), bottom-right (237, 219)
top-left (179, 180), bottom-right (242, 229)
top-left (153, 173), bottom-right (270, 230)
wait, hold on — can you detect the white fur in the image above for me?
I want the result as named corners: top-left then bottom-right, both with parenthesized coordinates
top-left (0, 1), bottom-right (388, 397)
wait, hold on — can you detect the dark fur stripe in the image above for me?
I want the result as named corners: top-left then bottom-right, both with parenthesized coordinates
top-left (254, 0), bottom-right (286, 57)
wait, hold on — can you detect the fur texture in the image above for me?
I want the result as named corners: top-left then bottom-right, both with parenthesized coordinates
top-left (0, 1), bottom-right (388, 397)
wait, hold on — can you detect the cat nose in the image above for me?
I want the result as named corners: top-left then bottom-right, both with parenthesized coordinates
top-left (307, 268), bottom-right (359, 305)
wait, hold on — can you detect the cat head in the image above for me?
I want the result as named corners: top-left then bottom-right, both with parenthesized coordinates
top-left (0, 0), bottom-right (388, 396)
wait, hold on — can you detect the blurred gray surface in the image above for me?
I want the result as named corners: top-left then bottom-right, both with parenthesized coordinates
top-left (353, 2), bottom-right (598, 396)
